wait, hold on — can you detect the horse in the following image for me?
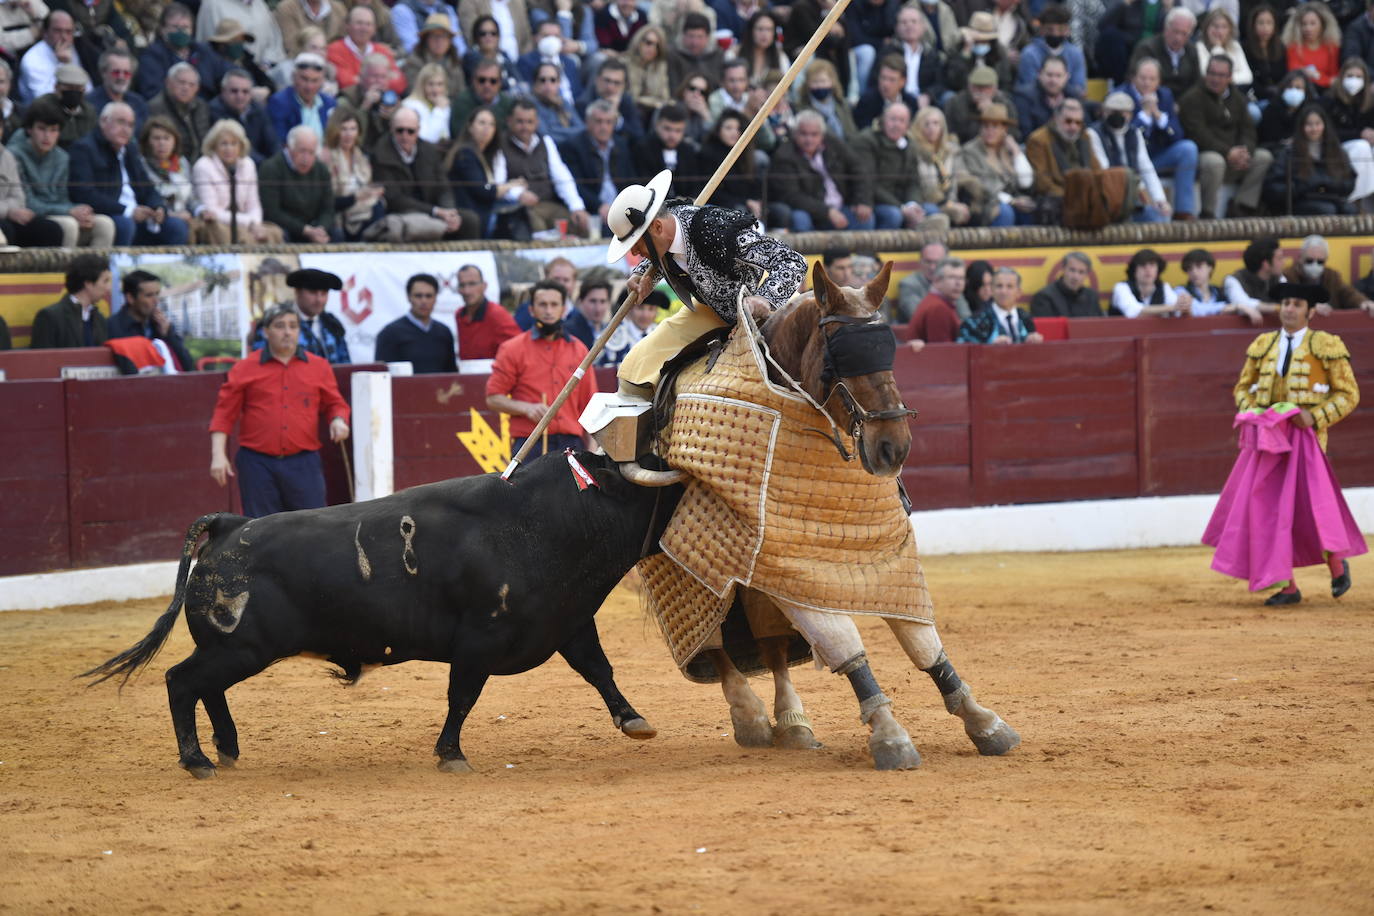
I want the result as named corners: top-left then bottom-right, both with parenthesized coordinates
top-left (636, 258), bottom-right (1020, 770)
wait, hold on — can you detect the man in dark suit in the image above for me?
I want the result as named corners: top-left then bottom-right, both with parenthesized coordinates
top-left (1128, 6), bottom-right (1200, 99)
top-left (853, 55), bottom-right (923, 133)
top-left (107, 269), bottom-right (195, 371)
top-left (68, 102), bottom-right (190, 245)
top-left (208, 68), bottom-right (280, 164)
top-left (631, 103), bottom-right (700, 196)
top-left (874, 5), bottom-right (944, 103)
top-left (516, 21), bottom-right (584, 103)
top-left (558, 99), bottom-right (634, 229)
top-left (371, 106), bottom-right (479, 239)
top-left (575, 57), bottom-right (642, 141)
top-left (29, 253), bottom-right (111, 349)
top-left (137, 2), bottom-right (229, 100)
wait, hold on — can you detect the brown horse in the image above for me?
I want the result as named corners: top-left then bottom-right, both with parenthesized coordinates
top-left (688, 259), bottom-right (1019, 769)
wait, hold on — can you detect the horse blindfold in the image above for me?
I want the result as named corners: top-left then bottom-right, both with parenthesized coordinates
top-left (822, 322), bottom-right (898, 384)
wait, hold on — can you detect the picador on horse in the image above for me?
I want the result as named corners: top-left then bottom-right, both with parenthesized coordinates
top-left (584, 170), bottom-right (1021, 769)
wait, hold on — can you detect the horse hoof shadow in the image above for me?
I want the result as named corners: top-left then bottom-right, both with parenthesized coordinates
top-left (436, 758), bottom-right (474, 774)
top-left (619, 717), bottom-right (657, 740)
top-left (969, 719), bottom-right (1021, 756)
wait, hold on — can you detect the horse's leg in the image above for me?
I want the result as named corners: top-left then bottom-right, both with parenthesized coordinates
top-left (707, 646), bottom-right (774, 748)
top-left (741, 590), bottom-right (819, 749)
top-left (886, 619), bottom-right (1020, 756)
top-left (771, 602), bottom-right (920, 770)
top-left (557, 618), bottom-right (656, 739)
top-left (434, 664), bottom-right (489, 773)
top-left (756, 636), bottom-right (821, 749)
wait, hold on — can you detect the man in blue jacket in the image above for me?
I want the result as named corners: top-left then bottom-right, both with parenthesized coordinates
top-left (267, 53), bottom-right (336, 145)
top-left (137, 3), bottom-right (229, 100)
top-left (1014, 3), bottom-right (1086, 97)
top-left (558, 99), bottom-right (634, 231)
top-left (67, 102), bottom-right (190, 245)
top-left (209, 68), bottom-right (280, 164)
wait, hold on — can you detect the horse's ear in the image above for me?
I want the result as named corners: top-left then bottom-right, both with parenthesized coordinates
top-left (812, 259), bottom-right (843, 314)
top-left (864, 261), bottom-right (894, 312)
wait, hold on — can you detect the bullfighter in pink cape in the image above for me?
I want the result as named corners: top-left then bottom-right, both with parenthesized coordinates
top-left (1204, 283), bottom-right (1365, 605)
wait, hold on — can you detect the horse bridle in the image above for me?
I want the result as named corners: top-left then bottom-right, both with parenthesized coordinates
top-left (816, 313), bottom-right (918, 458)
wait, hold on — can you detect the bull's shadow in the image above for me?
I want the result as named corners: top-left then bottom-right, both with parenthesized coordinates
top-left (81, 451), bottom-right (681, 778)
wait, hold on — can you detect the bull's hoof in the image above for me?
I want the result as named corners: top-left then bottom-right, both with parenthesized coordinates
top-left (968, 718), bottom-right (1021, 757)
top-left (730, 707), bottom-right (774, 748)
top-left (436, 757), bottom-right (474, 774)
top-left (619, 717), bottom-right (657, 740)
top-left (182, 763), bottom-right (217, 780)
top-left (869, 736), bottom-right (922, 771)
top-left (216, 752), bottom-right (238, 768)
top-left (773, 709), bottom-right (822, 750)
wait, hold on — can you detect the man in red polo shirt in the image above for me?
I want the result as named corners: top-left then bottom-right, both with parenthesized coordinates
top-left (456, 263), bottom-right (520, 360)
top-left (485, 280), bottom-right (598, 458)
top-left (209, 303), bottom-right (351, 517)
top-left (907, 256), bottom-right (967, 351)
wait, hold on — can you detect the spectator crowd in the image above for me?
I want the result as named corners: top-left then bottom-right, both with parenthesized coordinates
top-left (4, 0), bottom-right (1374, 248)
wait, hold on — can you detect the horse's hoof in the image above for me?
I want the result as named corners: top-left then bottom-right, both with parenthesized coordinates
top-left (436, 757), bottom-right (474, 774)
top-left (216, 752), bottom-right (238, 768)
top-left (730, 708), bottom-right (774, 748)
top-left (620, 717), bottom-right (657, 740)
top-left (870, 736), bottom-right (922, 770)
top-left (773, 709), bottom-right (822, 750)
top-left (969, 719), bottom-right (1021, 757)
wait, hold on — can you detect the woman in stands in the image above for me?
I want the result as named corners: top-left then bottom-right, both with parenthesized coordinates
top-left (1323, 58), bottom-right (1374, 205)
top-left (796, 59), bottom-right (857, 142)
top-left (698, 109), bottom-right (763, 219)
top-left (966, 261), bottom-right (996, 314)
top-left (401, 14), bottom-right (465, 100)
top-left (673, 73), bottom-right (715, 145)
top-left (1284, 2), bottom-right (1342, 91)
top-left (140, 115), bottom-right (199, 238)
top-left (462, 15), bottom-right (519, 92)
top-left (626, 25), bottom-right (672, 124)
top-left (1260, 70), bottom-right (1317, 148)
top-left (192, 119), bottom-right (284, 245)
top-left (912, 106), bottom-right (974, 227)
top-left (1263, 104), bottom-right (1356, 214)
top-left (1196, 10), bottom-right (1254, 96)
top-left (731, 11), bottom-right (789, 89)
top-left (447, 107), bottom-right (516, 238)
top-left (402, 63), bottom-right (453, 148)
top-left (1245, 5), bottom-right (1287, 107)
top-left (324, 108), bottom-right (385, 241)
top-left (1110, 249), bottom-right (1194, 318)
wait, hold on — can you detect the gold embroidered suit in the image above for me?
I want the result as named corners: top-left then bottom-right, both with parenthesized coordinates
top-left (1232, 330), bottom-right (1359, 451)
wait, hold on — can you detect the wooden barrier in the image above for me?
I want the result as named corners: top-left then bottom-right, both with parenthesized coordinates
top-left (0, 380), bottom-right (69, 575)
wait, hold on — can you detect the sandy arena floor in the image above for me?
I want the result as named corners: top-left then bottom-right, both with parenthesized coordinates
top-left (0, 546), bottom-right (1371, 915)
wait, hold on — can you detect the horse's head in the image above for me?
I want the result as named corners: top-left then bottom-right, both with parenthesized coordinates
top-left (803, 259), bottom-right (914, 478)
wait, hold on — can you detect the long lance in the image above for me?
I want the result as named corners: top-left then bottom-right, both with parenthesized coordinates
top-left (500, 0), bottom-right (857, 480)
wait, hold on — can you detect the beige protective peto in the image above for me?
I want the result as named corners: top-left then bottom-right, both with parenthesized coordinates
top-left (639, 309), bottom-right (935, 673)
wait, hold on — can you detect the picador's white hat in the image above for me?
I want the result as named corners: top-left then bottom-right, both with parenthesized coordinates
top-left (605, 169), bottom-right (673, 263)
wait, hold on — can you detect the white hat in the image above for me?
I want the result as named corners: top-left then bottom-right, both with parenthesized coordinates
top-left (605, 169), bottom-right (673, 263)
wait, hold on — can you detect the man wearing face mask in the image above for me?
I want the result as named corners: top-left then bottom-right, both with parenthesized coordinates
top-left (517, 22), bottom-right (583, 106)
top-left (486, 279), bottom-right (598, 459)
top-left (946, 12), bottom-right (1016, 96)
top-left (138, 3), bottom-right (230, 101)
top-left (1087, 91), bottom-right (1171, 221)
top-left (35, 64), bottom-right (97, 149)
top-left (1014, 4), bottom-right (1086, 97)
top-left (1282, 235), bottom-right (1374, 317)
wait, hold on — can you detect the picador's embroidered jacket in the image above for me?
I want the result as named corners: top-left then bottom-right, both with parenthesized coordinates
top-left (1233, 329), bottom-right (1360, 451)
top-left (629, 201), bottom-right (808, 323)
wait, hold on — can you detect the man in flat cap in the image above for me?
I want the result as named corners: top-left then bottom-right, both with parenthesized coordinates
top-left (1206, 282), bottom-right (1365, 606)
top-left (210, 301), bottom-right (350, 517)
top-left (251, 267), bottom-right (351, 363)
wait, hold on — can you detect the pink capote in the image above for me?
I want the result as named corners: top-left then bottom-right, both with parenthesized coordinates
top-left (1203, 406), bottom-right (1368, 591)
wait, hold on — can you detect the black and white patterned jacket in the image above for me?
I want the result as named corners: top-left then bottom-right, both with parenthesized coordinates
top-left (630, 202), bottom-right (808, 325)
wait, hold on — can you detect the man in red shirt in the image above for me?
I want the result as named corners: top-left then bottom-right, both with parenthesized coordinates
top-left (486, 280), bottom-right (598, 458)
top-left (209, 303), bottom-right (351, 517)
top-left (456, 264), bottom-right (520, 360)
top-left (907, 256), bottom-right (967, 351)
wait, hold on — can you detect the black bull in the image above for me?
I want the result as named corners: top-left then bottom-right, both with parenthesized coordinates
top-left (82, 452), bottom-right (682, 778)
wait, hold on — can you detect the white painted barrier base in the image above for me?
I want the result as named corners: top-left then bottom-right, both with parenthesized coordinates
top-left (3, 489), bottom-right (1371, 611)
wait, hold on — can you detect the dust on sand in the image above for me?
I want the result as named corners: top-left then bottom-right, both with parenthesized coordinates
top-left (0, 546), bottom-right (1370, 914)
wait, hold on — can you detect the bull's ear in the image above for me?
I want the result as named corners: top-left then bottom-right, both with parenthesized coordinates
top-left (865, 261), bottom-right (893, 312)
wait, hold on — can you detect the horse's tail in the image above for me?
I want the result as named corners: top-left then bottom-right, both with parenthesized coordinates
top-left (78, 513), bottom-right (222, 689)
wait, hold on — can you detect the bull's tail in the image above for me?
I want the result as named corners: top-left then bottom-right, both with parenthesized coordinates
top-left (79, 513), bottom-right (222, 689)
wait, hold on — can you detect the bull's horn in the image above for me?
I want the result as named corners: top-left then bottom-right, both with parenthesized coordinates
top-left (619, 461), bottom-right (685, 487)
